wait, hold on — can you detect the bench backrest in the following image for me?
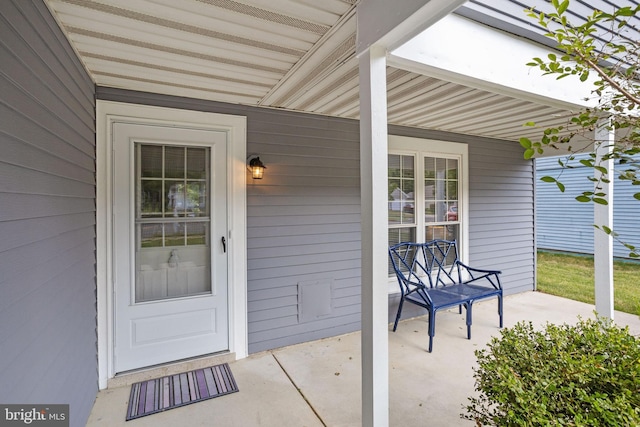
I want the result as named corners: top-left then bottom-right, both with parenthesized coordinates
top-left (389, 240), bottom-right (461, 293)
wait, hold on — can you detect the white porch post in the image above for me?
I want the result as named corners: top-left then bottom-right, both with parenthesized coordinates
top-left (594, 117), bottom-right (615, 319)
top-left (359, 44), bottom-right (389, 427)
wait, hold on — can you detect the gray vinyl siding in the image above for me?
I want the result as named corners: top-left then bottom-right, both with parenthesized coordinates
top-left (0, 1), bottom-right (96, 426)
top-left (245, 113), bottom-right (362, 352)
top-left (97, 87), bottom-right (535, 353)
top-left (536, 155), bottom-right (640, 258)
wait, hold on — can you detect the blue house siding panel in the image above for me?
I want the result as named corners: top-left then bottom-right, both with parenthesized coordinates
top-left (0, 2), bottom-right (96, 426)
top-left (536, 155), bottom-right (640, 258)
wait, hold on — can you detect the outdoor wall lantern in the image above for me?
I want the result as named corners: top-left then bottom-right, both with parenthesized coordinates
top-left (247, 155), bottom-right (266, 179)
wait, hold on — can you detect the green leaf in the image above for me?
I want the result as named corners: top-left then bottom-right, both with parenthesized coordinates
top-left (558, 0), bottom-right (569, 14)
top-left (593, 198), bottom-right (608, 205)
top-left (519, 137), bottom-right (532, 148)
top-left (634, 193), bottom-right (640, 200)
top-left (524, 148), bottom-right (535, 159)
top-left (556, 181), bottom-right (566, 192)
top-left (540, 176), bottom-right (557, 183)
top-left (524, 121), bottom-right (536, 127)
top-left (617, 7), bottom-right (634, 16)
top-left (580, 71), bottom-right (589, 82)
top-left (576, 195), bottom-right (591, 202)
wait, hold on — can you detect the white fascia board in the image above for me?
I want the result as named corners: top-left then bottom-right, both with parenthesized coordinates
top-left (356, 0), bottom-right (467, 56)
top-left (389, 14), bottom-right (598, 110)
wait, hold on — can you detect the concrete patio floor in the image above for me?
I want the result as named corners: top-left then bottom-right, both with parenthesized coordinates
top-left (87, 291), bottom-right (640, 427)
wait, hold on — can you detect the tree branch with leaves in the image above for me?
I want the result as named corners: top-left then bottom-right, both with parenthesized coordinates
top-left (520, 0), bottom-right (640, 258)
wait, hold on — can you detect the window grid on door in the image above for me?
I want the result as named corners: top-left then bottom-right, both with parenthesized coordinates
top-left (137, 144), bottom-right (210, 249)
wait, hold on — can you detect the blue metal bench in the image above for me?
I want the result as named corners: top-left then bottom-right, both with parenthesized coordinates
top-left (389, 240), bottom-right (503, 352)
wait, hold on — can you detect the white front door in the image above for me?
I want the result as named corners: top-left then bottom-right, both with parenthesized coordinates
top-left (113, 122), bottom-right (229, 373)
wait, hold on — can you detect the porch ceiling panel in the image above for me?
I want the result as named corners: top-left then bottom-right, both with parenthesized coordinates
top-left (45, 0), bottom-right (576, 143)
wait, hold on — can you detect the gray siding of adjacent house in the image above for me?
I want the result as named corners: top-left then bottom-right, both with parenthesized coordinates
top-left (457, 0), bottom-right (627, 45)
top-left (536, 155), bottom-right (640, 258)
top-left (0, 1), bottom-right (97, 427)
top-left (98, 87), bottom-right (535, 353)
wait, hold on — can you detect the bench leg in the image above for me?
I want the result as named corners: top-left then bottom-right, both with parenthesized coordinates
top-left (498, 294), bottom-right (503, 328)
top-left (465, 302), bottom-right (473, 339)
top-left (427, 309), bottom-right (435, 352)
top-left (393, 298), bottom-right (405, 332)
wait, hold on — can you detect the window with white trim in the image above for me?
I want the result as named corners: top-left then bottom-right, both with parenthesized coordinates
top-left (387, 136), bottom-right (468, 280)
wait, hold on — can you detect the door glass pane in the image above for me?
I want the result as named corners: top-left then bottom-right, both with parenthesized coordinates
top-left (186, 181), bottom-right (207, 217)
top-left (187, 222), bottom-right (208, 246)
top-left (187, 148), bottom-right (207, 179)
top-left (140, 145), bottom-right (162, 178)
top-left (135, 144), bottom-right (211, 303)
top-left (165, 146), bottom-right (185, 179)
top-left (166, 181), bottom-right (186, 217)
top-left (140, 180), bottom-right (163, 217)
top-left (140, 223), bottom-right (163, 248)
top-left (164, 222), bottom-right (185, 247)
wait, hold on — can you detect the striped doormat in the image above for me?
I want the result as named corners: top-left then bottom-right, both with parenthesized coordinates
top-left (126, 363), bottom-right (238, 421)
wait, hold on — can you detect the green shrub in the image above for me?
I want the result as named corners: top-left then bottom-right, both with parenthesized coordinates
top-left (462, 317), bottom-right (640, 426)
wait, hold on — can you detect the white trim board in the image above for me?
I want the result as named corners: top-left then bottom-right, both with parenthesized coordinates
top-left (96, 100), bottom-right (248, 389)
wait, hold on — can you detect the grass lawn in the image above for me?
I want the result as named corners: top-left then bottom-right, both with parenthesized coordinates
top-left (537, 250), bottom-right (640, 316)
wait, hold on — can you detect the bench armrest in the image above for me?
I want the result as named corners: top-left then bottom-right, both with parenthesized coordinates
top-left (457, 261), bottom-right (501, 275)
top-left (455, 261), bottom-right (502, 290)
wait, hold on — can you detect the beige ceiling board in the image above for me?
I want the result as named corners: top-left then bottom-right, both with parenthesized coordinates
top-left (55, 0), bottom-right (314, 54)
top-left (424, 97), bottom-right (532, 129)
top-left (86, 58), bottom-right (268, 98)
top-left (259, 9), bottom-right (356, 108)
top-left (293, 64), bottom-right (359, 113)
top-left (43, 0), bottom-right (575, 143)
top-left (317, 76), bottom-right (361, 118)
top-left (151, 0), bottom-right (330, 39)
top-left (95, 73), bottom-right (263, 104)
top-left (78, 45), bottom-right (280, 87)
top-left (81, 52), bottom-right (277, 90)
top-left (451, 104), bottom-right (558, 134)
top-left (52, 4), bottom-right (304, 66)
top-left (388, 83), bottom-right (482, 124)
top-left (68, 30), bottom-right (289, 76)
top-left (227, 0), bottom-right (355, 25)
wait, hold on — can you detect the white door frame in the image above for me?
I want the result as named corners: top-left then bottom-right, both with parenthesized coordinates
top-left (96, 100), bottom-right (247, 389)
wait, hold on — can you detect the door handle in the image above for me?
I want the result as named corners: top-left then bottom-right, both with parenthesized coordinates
top-left (221, 236), bottom-right (226, 253)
